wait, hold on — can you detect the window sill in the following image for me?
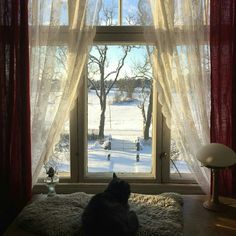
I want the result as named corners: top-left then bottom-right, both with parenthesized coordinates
top-left (33, 182), bottom-right (203, 195)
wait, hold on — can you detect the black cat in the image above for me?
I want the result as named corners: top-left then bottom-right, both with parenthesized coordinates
top-left (81, 173), bottom-right (139, 236)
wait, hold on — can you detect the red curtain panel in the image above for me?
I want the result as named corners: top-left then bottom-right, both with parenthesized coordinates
top-left (0, 0), bottom-right (32, 232)
top-left (210, 0), bottom-right (236, 197)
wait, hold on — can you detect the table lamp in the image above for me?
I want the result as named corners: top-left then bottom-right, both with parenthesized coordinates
top-left (196, 143), bottom-right (236, 211)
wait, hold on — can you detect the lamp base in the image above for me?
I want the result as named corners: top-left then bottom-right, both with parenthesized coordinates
top-left (203, 200), bottom-right (226, 212)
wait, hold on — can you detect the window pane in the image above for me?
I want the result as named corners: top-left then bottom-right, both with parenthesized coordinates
top-left (39, 118), bottom-right (70, 178)
top-left (53, 119), bottom-right (70, 177)
top-left (170, 138), bottom-right (191, 179)
top-left (34, 45), bottom-right (70, 179)
top-left (29, 0), bottom-right (68, 26)
top-left (87, 45), bottom-right (153, 173)
top-left (173, 0), bottom-right (209, 27)
top-left (95, 0), bottom-right (118, 26)
top-left (122, 0), bottom-right (152, 25)
top-left (169, 44), bottom-right (210, 180)
top-left (60, 1), bottom-right (69, 25)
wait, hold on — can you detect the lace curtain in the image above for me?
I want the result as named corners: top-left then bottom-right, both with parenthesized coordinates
top-left (147, 0), bottom-right (211, 193)
top-left (29, 0), bottom-right (100, 184)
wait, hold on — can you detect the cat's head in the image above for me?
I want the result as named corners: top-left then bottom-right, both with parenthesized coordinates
top-left (105, 173), bottom-right (131, 206)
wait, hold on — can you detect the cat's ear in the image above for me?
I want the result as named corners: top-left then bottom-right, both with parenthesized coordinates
top-left (113, 173), bottom-right (117, 179)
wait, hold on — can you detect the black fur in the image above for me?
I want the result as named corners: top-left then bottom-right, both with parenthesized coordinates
top-left (81, 173), bottom-right (139, 236)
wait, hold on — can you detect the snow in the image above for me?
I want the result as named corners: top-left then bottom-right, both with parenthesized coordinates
top-left (86, 89), bottom-right (153, 173)
top-left (88, 138), bottom-right (152, 173)
top-left (88, 89), bottom-right (146, 132)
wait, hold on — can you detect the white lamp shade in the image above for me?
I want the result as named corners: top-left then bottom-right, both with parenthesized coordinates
top-left (196, 143), bottom-right (236, 168)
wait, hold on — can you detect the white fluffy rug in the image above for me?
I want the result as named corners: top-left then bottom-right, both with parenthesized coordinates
top-left (17, 192), bottom-right (183, 236)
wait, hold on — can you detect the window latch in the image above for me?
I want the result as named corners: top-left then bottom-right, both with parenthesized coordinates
top-left (160, 152), bottom-right (168, 159)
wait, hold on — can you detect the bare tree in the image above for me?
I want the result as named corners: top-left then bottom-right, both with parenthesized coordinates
top-left (88, 45), bottom-right (132, 139)
top-left (87, 1), bottom-right (134, 139)
top-left (123, 1), bottom-right (153, 140)
top-left (127, 52), bottom-right (153, 140)
top-left (97, 0), bottom-right (118, 26)
top-left (137, 85), bottom-right (153, 140)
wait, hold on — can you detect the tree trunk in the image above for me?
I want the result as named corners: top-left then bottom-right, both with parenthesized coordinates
top-left (99, 98), bottom-right (106, 139)
top-left (143, 88), bottom-right (153, 140)
top-left (99, 109), bottom-right (105, 139)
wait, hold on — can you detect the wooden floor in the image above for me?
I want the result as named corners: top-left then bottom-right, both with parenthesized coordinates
top-left (4, 195), bottom-right (236, 236)
top-left (183, 195), bottom-right (236, 236)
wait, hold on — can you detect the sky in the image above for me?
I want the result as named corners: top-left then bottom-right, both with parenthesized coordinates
top-left (96, 0), bottom-right (141, 25)
top-left (38, 0), bottom-right (149, 25)
top-left (38, 0), bottom-right (142, 26)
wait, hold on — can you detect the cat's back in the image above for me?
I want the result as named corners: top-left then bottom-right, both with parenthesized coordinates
top-left (82, 192), bottom-right (128, 236)
top-left (83, 192), bottom-right (125, 217)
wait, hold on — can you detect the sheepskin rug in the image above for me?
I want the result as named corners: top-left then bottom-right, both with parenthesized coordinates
top-left (17, 192), bottom-right (183, 236)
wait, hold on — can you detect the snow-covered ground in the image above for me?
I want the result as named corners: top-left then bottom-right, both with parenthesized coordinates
top-left (48, 89), bottom-right (191, 176)
top-left (88, 89), bottom-right (146, 132)
top-left (88, 138), bottom-right (152, 173)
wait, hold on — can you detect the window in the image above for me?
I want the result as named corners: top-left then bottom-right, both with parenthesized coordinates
top-left (36, 0), bottom-right (200, 193)
top-left (71, 30), bottom-right (162, 182)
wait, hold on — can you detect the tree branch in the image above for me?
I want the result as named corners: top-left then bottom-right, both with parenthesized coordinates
top-left (89, 55), bottom-right (101, 66)
top-left (106, 46), bottom-right (131, 95)
top-left (104, 70), bottom-right (118, 80)
top-left (87, 78), bottom-right (100, 98)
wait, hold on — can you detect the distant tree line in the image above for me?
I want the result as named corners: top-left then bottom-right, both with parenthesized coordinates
top-left (88, 78), bottom-right (151, 96)
top-left (88, 78), bottom-right (151, 90)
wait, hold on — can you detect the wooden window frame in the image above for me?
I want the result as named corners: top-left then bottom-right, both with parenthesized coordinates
top-left (68, 26), bottom-right (196, 185)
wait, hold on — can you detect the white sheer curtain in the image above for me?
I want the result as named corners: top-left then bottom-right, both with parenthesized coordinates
top-left (29, 0), bottom-right (101, 184)
top-left (147, 0), bottom-right (211, 193)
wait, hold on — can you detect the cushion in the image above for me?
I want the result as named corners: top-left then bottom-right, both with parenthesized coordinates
top-left (17, 192), bottom-right (183, 236)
